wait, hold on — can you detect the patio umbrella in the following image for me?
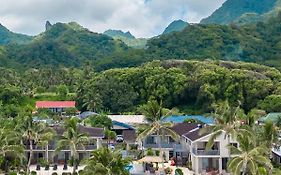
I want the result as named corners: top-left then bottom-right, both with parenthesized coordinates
top-left (137, 156), bottom-right (164, 163)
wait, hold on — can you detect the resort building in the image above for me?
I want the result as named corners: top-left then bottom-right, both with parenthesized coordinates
top-left (139, 122), bottom-right (238, 174)
top-left (182, 126), bottom-right (238, 174)
top-left (35, 101), bottom-right (76, 113)
top-left (25, 125), bottom-right (104, 165)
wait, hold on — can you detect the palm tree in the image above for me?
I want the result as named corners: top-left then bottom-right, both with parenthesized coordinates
top-left (257, 121), bottom-right (279, 148)
top-left (0, 127), bottom-right (24, 173)
top-left (137, 100), bottom-right (180, 159)
top-left (82, 147), bottom-right (131, 175)
top-left (82, 89), bottom-right (102, 112)
top-left (16, 115), bottom-right (54, 174)
top-left (55, 117), bottom-right (90, 174)
top-left (205, 101), bottom-right (249, 150)
top-left (104, 129), bottom-right (116, 144)
top-left (227, 133), bottom-right (272, 175)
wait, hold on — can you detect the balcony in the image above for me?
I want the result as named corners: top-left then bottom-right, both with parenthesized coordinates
top-left (192, 148), bottom-right (220, 155)
top-left (25, 144), bottom-right (97, 151)
top-left (143, 143), bottom-right (174, 149)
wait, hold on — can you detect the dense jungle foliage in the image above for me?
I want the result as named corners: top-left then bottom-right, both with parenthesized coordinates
top-left (1, 60), bottom-right (281, 116)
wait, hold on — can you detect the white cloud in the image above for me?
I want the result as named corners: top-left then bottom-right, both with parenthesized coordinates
top-left (0, 0), bottom-right (225, 37)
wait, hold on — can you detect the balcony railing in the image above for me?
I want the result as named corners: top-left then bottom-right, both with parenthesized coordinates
top-left (143, 143), bottom-right (174, 148)
top-left (192, 148), bottom-right (220, 155)
top-left (25, 144), bottom-right (97, 151)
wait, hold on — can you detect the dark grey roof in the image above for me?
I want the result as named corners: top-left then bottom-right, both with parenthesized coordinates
top-left (51, 125), bottom-right (104, 138)
top-left (171, 123), bottom-right (198, 136)
top-left (79, 111), bottom-right (99, 119)
top-left (183, 128), bottom-right (210, 141)
top-left (123, 130), bottom-right (136, 143)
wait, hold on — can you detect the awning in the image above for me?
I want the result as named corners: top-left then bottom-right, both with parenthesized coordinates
top-left (137, 156), bottom-right (164, 163)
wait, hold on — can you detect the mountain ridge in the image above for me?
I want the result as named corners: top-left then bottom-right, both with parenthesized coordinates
top-left (0, 23), bottom-right (33, 45)
top-left (162, 19), bottom-right (189, 34)
top-left (201, 0), bottom-right (278, 24)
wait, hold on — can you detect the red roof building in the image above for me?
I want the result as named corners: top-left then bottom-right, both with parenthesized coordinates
top-left (36, 101), bottom-right (76, 113)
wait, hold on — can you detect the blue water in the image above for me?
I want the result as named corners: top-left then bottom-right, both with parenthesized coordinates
top-left (162, 115), bottom-right (214, 124)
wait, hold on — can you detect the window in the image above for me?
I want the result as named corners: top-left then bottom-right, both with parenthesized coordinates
top-left (230, 143), bottom-right (238, 148)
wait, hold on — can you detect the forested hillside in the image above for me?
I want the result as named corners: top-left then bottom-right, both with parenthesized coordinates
top-left (201, 0), bottom-right (278, 24)
top-left (1, 12), bottom-right (281, 71)
top-left (4, 22), bottom-right (131, 69)
top-left (104, 29), bottom-right (147, 49)
top-left (1, 60), bottom-right (281, 116)
top-left (162, 20), bottom-right (189, 34)
top-left (147, 14), bottom-right (281, 69)
top-left (0, 24), bottom-right (32, 45)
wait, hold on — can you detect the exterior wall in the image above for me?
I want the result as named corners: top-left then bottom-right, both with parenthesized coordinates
top-left (193, 131), bottom-right (238, 157)
top-left (185, 131), bottom-right (238, 174)
top-left (25, 137), bottom-right (102, 165)
top-left (272, 152), bottom-right (281, 165)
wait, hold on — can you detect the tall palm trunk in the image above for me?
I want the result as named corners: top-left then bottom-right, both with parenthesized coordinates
top-left (72, 158), bottom-right (76, 175)
top-left (157, 130), bottom-right (164, 168)
top-left (71, 146), bottom-right (78, 175)
top-left (27, 138), bottom-right (33, 174)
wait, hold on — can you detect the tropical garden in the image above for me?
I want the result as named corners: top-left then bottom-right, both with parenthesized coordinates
top-left (1, 60), bottom-right (281, 174)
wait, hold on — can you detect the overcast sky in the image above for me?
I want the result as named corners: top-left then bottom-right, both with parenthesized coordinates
top-left (0, 0), bottom-right (225, 38)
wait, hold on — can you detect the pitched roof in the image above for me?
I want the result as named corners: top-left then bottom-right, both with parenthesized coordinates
top-left (260, 113), bottom-right (281, 123)
top-left (123, 130), bottom-right (137, 143)
top-left (171, 123), bottom-right (199, 136)
top-left (112, 120), bottom-right (134, 130)
top-left (51, 125), bottom-right (104, 138)
top-left (108, 115), bottom-right (147, 124)
top-left (163, 115), bottom-right (214, 124)
top-left (183, 127), bottom-right (210, 141)
top-left (36, 101), bottom-right (76, 108)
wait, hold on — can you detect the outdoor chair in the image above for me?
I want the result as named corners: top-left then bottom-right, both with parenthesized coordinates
top-left (63, 163), bottom-right (68, 170)
top-left (53, 164), bottom-right (58, 170)
top-left (36, 164), bottom-right (40, 171)
top-left (45, 164), bottom-right (50, 170)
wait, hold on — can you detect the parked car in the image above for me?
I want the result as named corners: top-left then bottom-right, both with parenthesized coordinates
top-left (108, 144), bottom-right (115, 150)
top-left (116, 135), bottom-right (124, 142)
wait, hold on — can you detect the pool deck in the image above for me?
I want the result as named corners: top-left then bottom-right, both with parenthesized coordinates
top-left (27, 163), bottom-right (194, 175)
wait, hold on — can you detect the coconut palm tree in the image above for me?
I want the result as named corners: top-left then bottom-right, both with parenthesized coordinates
top-left (227, 133), bottom-right (272, 175)
top-left (16, 115), bottom-right (54, 174)
top-left (0, 127), bottom-right (24, 173)
top-left (82, 147), bottom-right (131, 175)
top-left (137, 100), bottom-right (180, 159)
top-left (55, 117), bottom-right (90, 174)
top-left (104, 129), bottom-right (116, 144)
top-left (205, 101), bottom-right (249, 149)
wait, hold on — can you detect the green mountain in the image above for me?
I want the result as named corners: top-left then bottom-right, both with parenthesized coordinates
top-left (201, 0), bottom-right (278, 24)
top-left (104, 29), bottom-right (147, 49)
top-left (0, 23), bottom-right (33, 45)
top-left (104, 29), bottom-right (135, 39)
top-left (5, 22), bottom-right (130, 69)
top-left (146, 13), bottom-right (281, 69)
top-left (162, 20), bottom-right (189, 34)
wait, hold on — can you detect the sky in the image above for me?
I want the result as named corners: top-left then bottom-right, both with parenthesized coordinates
top-left (0, 0), bottom-right (226, 38)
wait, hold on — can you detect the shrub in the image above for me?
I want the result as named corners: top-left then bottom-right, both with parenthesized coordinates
top-left (175, 168), bottom-right (184, 175)
top-left (146, 148), bottom-right (154, 156)
top-left (8, 172), bottom-right (17, 175)
top-left (165, 167), bottom-right (173, 174)
top-left (155, 150), bottom-right (160, 156)
top-left (186, 161), bottom-right (192, 169)
top-left (52, 173), bottom-right (58, 175)
top-left (31, 171), bottom-right (37, 175)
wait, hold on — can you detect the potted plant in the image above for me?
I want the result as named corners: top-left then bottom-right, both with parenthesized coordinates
top-left (165, 167), bottom-right (172, 175)
top-left (175, 168), bottom-right (184, 175)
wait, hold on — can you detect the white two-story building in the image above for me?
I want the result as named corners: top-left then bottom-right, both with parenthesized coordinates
top-left (182, 125), bottom-right (238, 175)
top-left (139, 122), bottom-right (238, 175)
